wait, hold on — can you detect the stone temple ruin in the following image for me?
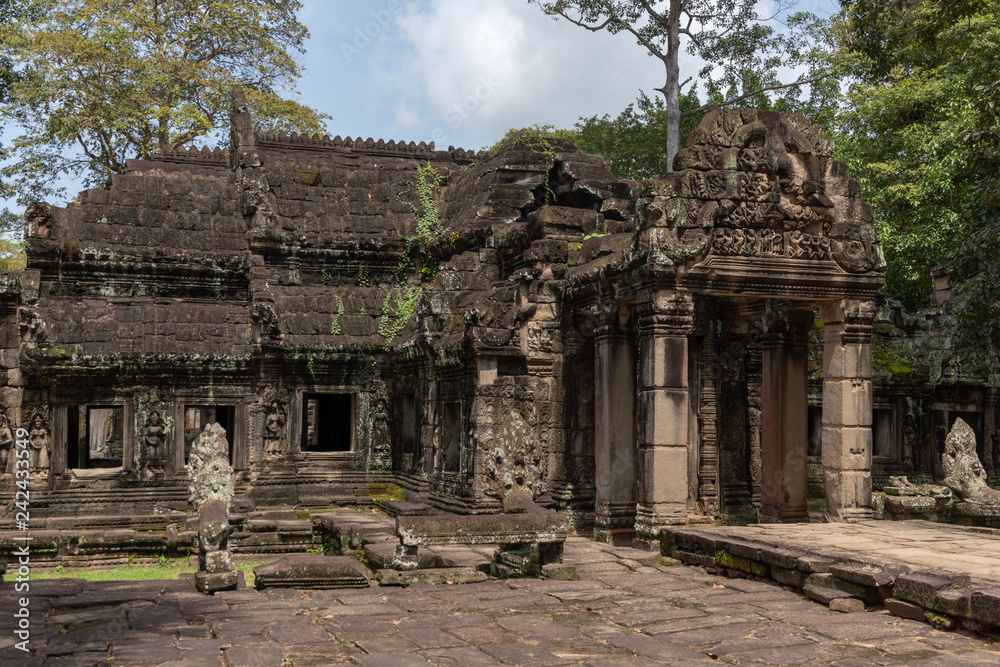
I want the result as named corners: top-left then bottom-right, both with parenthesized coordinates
top-left (0, 88), bottom-right (947, 544)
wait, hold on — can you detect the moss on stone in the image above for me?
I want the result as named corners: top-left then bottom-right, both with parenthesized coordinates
top-left (715, 549), bottom-right (769, 577)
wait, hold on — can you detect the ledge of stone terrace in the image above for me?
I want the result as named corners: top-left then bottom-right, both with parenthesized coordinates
top-left (662, 520), bottom-right (1000, 634)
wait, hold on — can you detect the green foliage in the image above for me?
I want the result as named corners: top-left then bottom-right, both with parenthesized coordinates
top-left (401, 162), bottom-right (448, 241)
top-left (0, 209), bottom-right (25, 271)
top-left (487, 124), bottom-right (580, 152)
top-left (948, 61), bottom-right (1000, 357)
top-left (573, 89), bottom-right (704, 180)
top-left (356, 263), bottom-right (370, 288)
top-left (835, 0), bottom-right (999, 318)
top-left (329, 296), bottom-right (344, 335)
top-left (378, 285), bottom-right (421, 346)
top-left (0, 0), bottom-right (329, 204)
top-left (0, 1), bottom-right (41, 104)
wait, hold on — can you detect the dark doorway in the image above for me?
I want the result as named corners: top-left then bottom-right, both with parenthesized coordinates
top-left (301, 394), bottom-right (353, 452)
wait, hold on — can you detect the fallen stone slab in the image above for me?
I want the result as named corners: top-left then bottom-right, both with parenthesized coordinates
top-left (376, 567), bottom-right (487, 586)
top-left (253, 555), bottom-right (371, 589)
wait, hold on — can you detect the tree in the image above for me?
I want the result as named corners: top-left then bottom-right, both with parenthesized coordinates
top-left (572, 89), bottom-right (702, 180)
top-left (834, 0), bottom-right (997, 312)
top-left (0, 1), bottom-right (42, 104)
top-left (528, 0), bottom-right (823, 171)
top-left (0, 0), bottom-right (329, 205)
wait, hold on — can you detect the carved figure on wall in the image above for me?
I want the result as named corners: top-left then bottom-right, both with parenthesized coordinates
top-left (143, 411), bottom-right (166, 479)
top-left (0, 407), bottom-right (13, 472)
top-left (263, 400), bottom-right (286, 461)
top-left (28, 414), bottom-right (50, 472)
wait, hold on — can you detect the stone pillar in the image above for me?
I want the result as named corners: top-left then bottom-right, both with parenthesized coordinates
top-left (820, 299), bottom-right (876, 522)
top-left (985, 389), bottom-right (997, 485)
top-left (232, 403), bottom-right (248, 472)
top-left (760, 309), bottom-right (813, 523)
top-left (593, 308), bottom-right (637, 544)
top-left (635, 291), bottom-right (693, 539)
top-left (718, 320), bottom-right (754, 523)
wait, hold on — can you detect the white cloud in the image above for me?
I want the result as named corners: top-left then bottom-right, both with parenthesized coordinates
top-left (394, 103), bottom-right (420, 127)
top-left (386, 0), bottom-right (699, 146)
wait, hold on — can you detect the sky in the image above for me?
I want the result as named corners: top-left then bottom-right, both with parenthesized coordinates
top-left (292, 0), bottom-right (680, 152)
top-left (3, 0), bottom-right (836, 212)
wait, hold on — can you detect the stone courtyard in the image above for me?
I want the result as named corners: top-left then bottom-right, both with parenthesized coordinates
top-left (5, 517), bottom-right (1000, 666)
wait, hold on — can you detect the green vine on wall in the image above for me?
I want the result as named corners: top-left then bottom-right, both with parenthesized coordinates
top-left (402, 162), bottom-right (448, 241)
top-left (376, 161), bottom-right (453, 347)
top-left (330, 296), bottom-right (344, 335)
top-left (378, 286), bottom-right (422, 345)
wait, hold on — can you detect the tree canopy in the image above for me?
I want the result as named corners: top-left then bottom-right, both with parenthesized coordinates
top-left (528, 0), bottom-right (823, 171)
top-left (834, 0), bottom-right (999, 324)
top-left (0, 0), bottom-right (329, 205)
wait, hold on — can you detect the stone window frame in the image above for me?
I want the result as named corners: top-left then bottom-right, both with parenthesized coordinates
top-left (290, 386), bottom-right (358, 462)
top-left (53, 400), bottom-right (134, 479)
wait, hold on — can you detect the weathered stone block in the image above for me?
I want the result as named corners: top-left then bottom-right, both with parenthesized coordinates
top-left (829, 561), bottom-right (910, 589)
top-left (885, 597), bottom-right (928, 621)
top-left (932, 586), bottom-right (972, 618)
top-left (643, 445), bottom-right (688, 505)
top-left (641, 335), bottom-right (688, 389)
top-left (638, 390), bottom-right (688, 447)
top-left (821, 340), bottom-right (873, 380)
top-left (715, 549), bottom-right (769, 577)
top-left (771, 565), bottom-right (808, 589)
top-left (894, 570), bottom-right (971, 609)
top-left (253, 555), bottom-right (370, 589)
top-left (802, 573), bottom-right (855, 605)
top-left (820, 380), bottom-right (873, 427)
top-left (829, 598), bottom-right (865, 613)
top-left (376, 567), bottom-right (486, 586)
top-left (195, 570), bottom-right (238, 594)
top-left (969, 588), bottom-right (1000, 626)
top-left (674, 549), bottom-right (715, 568)
top-left (821, 427), bottom-right (872, 469)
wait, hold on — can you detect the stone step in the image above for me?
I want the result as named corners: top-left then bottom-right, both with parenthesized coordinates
top-left (253, 555), bottom-right (372, 589)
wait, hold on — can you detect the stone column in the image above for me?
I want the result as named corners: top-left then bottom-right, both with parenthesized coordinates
top-left (718, 319), bottom-right (754, 523)
top-left (635, 291), bottom-right (694, 539)
top-left (593, 307), bottom-right (637, 544)
top-left (985, 389), bottom-right (997, 485)
top-left (760, 309), bottom-right (813, 523)
top-left (820, 299), bottom-right (876, 522)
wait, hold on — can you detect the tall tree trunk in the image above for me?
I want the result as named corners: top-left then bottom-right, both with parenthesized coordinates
top-left (662, 0), bottom-right (683, 173)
